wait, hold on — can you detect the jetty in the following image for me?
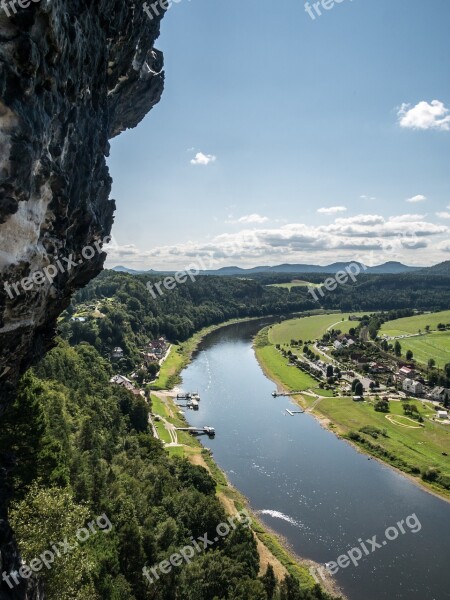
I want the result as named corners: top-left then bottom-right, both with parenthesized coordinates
top-left (177, 392), bottom-right (200, 401)
top-left (176, 426), bottom-right (216, 437)
top-left (272, 390), bottom-right (304, 398)
top-left (286, 409), bottom-right (305, 416)
top-left (175, 398), bottom-right (199, 411)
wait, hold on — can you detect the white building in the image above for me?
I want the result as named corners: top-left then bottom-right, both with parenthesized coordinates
top-left (111, 346), bottom-right (124, 359)
top-left (437, 410), bottom-right (448, 420)
top-left (402, 378), bottom-right (424, 396)
top-left (110, 374), bottom-right (134, 391)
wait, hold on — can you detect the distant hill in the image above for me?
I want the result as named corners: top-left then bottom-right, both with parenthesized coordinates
top-left (418, 260), bottom-right (450, 276)
top-left (113, 265), bottom-right (157, 275)
top-left (113, 261), bottom-right (426, 276)
top-left (193, 261), bottom-right (421, 276)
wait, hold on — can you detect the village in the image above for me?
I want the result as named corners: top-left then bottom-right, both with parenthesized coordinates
top-left (108, 335), bottom-right (170, 396)
top-left (279, 317), bottom-right (450, 424)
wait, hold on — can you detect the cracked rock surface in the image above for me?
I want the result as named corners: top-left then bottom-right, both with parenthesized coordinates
top-left (0, 2), bottom-right (165, 598)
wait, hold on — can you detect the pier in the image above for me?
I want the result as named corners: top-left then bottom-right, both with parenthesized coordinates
top-left (176, 426), bottom-right (216, 437)
top-left (272, 390), bottom-right (304, 398)
top-left (175, 398), bottom-right (199, 411)
top-left (177, 392), bottom-right (200, 401)
top-left (286, 409), bottom-right (305, 416)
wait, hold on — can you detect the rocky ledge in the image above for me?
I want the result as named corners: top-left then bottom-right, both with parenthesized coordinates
top-left (0, 2), bottom-right (165, 598)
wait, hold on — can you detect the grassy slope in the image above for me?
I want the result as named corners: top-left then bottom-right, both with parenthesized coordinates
top-left (380, 310), bottom-right (450, 368)
top-left (256, 333), bottom-right (334, 397)
top-left (390, 332), bottom-right (450, 369)
top-left (269, 312), bottom-right (365, 344)
top-left (380, 310), bottom-right (450, 335)
top-left (314, 397), bottom-right (450, 497)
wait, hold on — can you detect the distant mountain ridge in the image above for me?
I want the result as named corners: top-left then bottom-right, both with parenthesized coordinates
top-left (418, 260), bottom-right (450, 276)
top-left (112, 260), bottom-right (437, 276)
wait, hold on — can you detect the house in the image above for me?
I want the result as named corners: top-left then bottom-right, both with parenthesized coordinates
top-left (437, 410), bottom-right (449, 420)
top-left (111, 347), bottom-right (124, 359)
top-left (346, 339), bottom-right (356, 347)
top-left (399, 366), bottom-right (415, 379)
top-left (333, 340), bottom-right (343, 352)
top-left (143, 352), bottom-right (158, 364)
top-left (349, 315), bottom-right (360, 321)
top-left (71, 316), bottom-right (86, 323)
top-left (148, 337), bottom-right (168, 357)
top-left (430, 387), bottom-right (450, 403)
top-left (402, 378), bottom-right (424, 396)
top-left (110, 374), bottom-right (134, 391)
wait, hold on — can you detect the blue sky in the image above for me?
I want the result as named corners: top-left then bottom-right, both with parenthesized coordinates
top-left (106, 0), bottom-right (450, 269)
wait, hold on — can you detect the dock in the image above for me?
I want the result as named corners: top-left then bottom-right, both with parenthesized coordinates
top-left (175, 398), bottom-right (199, 411)
top-left (177, 392), bottom-right (201, 401)
top-left (176, 426), bottom-right (215, 437)
top-left (272, 390), bottom-right (304, 398)
top-left (286, 409), bottom-right (305, 416)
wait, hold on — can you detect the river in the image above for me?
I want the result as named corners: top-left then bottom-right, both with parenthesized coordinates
top-left (180, 319), bottom-right (450, 600)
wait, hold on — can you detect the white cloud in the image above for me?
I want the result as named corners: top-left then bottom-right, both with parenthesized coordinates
top-left (360, 195), bottom-right (376, 201)
top-left (106, 213), bottom-right (448, 270)
top-left (438, 240), bottom-right (450, 253)
top-left (389, 214), bottom-right (425, 222)
top-left (406, 194), bottom-right (427, 203)
top-left (398, 100), bottom-right (450, 131)
top-left (436, 212), bottom-right (450, 219)
top-left (317, 206), bottom-right (347, 215)
top-left (236, 214), bottom-right (269, 224)
top-left (226, 214), bottom-right (270, 225)
top-left (190, 152), bottom-right (217, 166)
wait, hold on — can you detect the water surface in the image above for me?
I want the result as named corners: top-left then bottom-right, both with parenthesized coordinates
top-left (181, 320), bottom-right (450, 600)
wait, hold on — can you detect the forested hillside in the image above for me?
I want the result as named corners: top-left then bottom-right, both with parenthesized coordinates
top-left (60, 271), bottom-right (450, 368)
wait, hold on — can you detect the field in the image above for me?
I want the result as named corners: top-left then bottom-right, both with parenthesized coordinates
top-left (313, 397), bottom-right (450, 493)
top-left (267, 279), bottom-right (322, 290)
top-left (380, 310), bottom-right (450, 335)
top-left (256, 343), bottom-right (334, 397)
top-left (380, 310), bottom-right (450, 368)
top-left (268, 312), bottom-right (366, 344)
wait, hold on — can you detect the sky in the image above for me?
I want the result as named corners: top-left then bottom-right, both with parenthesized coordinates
top-left (106, 0), bottom-right (450, 270)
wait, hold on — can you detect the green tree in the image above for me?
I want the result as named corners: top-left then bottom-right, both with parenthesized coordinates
top-left (10, 485), bottom-right (98, 600)
top-left (261, 564), bottom-right (277, 599)
top-left (354, 382), bottom-right (364, 396)
top-left (130, 397), bottom-right (150, 432)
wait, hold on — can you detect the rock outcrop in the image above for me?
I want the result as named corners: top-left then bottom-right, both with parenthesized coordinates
top-left (0, 2), bottom-right (165, 598)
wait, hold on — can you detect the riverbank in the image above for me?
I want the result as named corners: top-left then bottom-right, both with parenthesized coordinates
top-left (253, 326), bottom-right (450, 503)
top-left (151, 388), bottom-right (345, 599)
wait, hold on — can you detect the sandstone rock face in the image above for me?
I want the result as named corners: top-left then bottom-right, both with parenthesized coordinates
top-left (0, 2), bottom-right (165, 597)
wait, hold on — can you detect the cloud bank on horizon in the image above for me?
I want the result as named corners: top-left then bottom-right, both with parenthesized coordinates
top-left (105, 211), bottom-right (450, 270)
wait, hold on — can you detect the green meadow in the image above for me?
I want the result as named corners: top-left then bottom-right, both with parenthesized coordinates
top-left (381, 310), bottom-right (450, 368)
top-left (255, 332), bottom-right (334, 397)
top-left (267, 279), bottom-right (322, 290)
top-left (380, 310), bottom-right (450, 335)
top-left (268, 312), bottom-right (366, 344)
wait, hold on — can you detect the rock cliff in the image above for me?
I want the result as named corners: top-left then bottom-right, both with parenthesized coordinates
top-left (0, 1), bottom-right (165, 597)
